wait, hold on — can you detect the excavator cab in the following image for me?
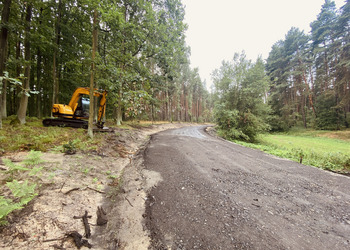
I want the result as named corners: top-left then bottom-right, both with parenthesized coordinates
top-left (43, 87), bottom-right (107, 129)
top-left (74, 97), bottom-right (90, 119)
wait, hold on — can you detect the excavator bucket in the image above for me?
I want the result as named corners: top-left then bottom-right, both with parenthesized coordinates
top-left (93, 126), bottom-right (114, 133)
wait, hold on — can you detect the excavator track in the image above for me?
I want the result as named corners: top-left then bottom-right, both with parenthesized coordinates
top-left (42, 118), bottom-right (113, 132)
top-left (42, 118), bottom-right (88, 129)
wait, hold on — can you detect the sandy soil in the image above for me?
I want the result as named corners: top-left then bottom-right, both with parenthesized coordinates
top-left (0, 123), bottom-right (192, 249)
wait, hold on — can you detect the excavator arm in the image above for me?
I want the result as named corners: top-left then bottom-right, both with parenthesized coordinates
top-left (96, 89), bottom-right (107, 127)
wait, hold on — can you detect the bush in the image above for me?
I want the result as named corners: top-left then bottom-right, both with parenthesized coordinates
top-left (215, 104), bottom-right (269, 142)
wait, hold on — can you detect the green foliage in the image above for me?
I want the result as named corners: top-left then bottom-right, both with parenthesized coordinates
top-left (265, 1), bottom-right (350, 131)
top-left (216, 111), bottom-right (270, 142)
top-left (123, 90), bottom-right (151, 119)
top-left (3, 159), bottom-right (30, 174)
top-left (22, 150), bottom-right (44, 167)
top-left (316, 91), bottom-right (344, 130)
top-left (0, 180), bottom-right (38, 225)
top-left (215, 105), bottom-right (239, 130)
top-left (0, 152), bottom-right (41, 225)
top-left (1, 0), bottom-right (212, 126)
top-left (0, 119), bottom-right (103, 153)
top-left (213, 52), bottom-right (270, 142)
top-left (0, 197), bottom-right (22, 226)
top-left (0, 72), bottom-right (22, 94)
top-left (6, 180), bottom-right (37, 205)
top-left (63, 140), bottom-right (77, 155)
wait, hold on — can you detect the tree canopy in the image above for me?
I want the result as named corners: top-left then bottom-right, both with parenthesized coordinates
top-left (212, 0), bottom-right (350, 142)
top-left (0, 0), bottom-right (213, 129)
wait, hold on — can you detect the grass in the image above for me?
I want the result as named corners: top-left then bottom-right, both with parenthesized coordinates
top-left (0, 117), bottom-right (178, 154)
top-left (0, 116), bottom-right (104, 154)
top-left (234, 128), bottom-right (350, 173)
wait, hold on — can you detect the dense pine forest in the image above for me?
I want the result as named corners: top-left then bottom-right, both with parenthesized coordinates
top-left (213, 0), bottom-right (350, 141)
top-left (0, 0), bottom-right (349, 139)
top-left (0, 0), bottom-right (212, 129)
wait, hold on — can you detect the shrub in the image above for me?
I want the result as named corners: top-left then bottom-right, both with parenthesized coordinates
top-left (215, 104), bottom-right (269, 142)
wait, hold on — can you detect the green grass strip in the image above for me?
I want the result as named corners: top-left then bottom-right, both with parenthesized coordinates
top-left (233, 132), bottom-right (350, 172)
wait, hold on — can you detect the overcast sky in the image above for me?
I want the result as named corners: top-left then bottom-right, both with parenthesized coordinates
top-left (183, 0), bottom-right (346, 89)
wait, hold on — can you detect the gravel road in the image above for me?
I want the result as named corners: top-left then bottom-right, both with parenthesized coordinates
top-left (143, 125), bottom-right (350, 249)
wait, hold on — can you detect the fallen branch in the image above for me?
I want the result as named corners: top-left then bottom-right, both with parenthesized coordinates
top-left (43, 237), bottom-right (66, 243)
top-left (86, 186), bottom-right (105, 194)
top-left (125, 197), bottom-right (134, 207)
top-left (59, 181), bottom-right (66, 192)
top-left (73, 211), bottom-right (91, 238)
top-left (66, 231), bottom-right (92, 249)
top-left (64, 187), bottom-right (80, 195)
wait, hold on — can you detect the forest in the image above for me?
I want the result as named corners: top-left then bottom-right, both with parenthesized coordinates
top-left (213, 0), bottom-right (350, 141)
top-left (0, 0), bottom-right (349, 141)
top-left (0, 0), bottom-right (212, 130)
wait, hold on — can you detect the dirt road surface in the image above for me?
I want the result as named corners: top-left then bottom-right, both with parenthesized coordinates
top-left (143, 126), bottom-right (350, 249)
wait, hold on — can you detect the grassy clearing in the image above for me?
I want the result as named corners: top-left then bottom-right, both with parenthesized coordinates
top-left (0, 117), bottom-right (104, 154)
top-left (235, 129), bottom-right (350, 173)
top-left (0, 117), bottom-right (176, 154)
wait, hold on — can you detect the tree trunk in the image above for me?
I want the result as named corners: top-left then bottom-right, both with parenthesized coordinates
top-left (36, 7), bottom-right (43, 118)
top-left (151, 87), bottom-right (155, 123)
top-left (17, 3), bottom-right (32, 124)
top-left (88, 9), bottom-right (98, 139)
top-left (36, 47), bottom-right (42, 118)
top-left (324, 41), bottom-right (329, 91)
top-left (0, 0), bottom-right (11, 128)
top-left (13, 33), bottom-right (21, 114)
top-left (184, 86), bottom-right (188, 122)
top-left (52, 0), bottom-right (62, 116)
top-left (1, 80), bottom-right (7, 118)
top-left (116, 71), bottom-right (123, 126)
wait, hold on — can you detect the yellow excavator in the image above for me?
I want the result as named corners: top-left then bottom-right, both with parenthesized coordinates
top-left (42, 87), bottom-right (108, 129)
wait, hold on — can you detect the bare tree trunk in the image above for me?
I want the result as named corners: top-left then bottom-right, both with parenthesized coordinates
top-left (0, 0), bottom-right (11, 128)
top-left (17, 3), bottom-right (32, 124)
top-left (166, 86), bottom-right (171, 122)
top-left (88, 9), bottom-right (98, 138)
top-left (151, 87), bottom-right (155, 123)
top-left (116, 70), bottom-right (123, 126)
top-left (52, 0), bottom-right (62, 116)
top-left (184, 86), bottom-right (188, 122)
top-left (36, 47), bottom-right (42, 118)
top-left (13, 33), bottom-right (21, 114)
top-left (36, 7), bottom-right (43, 119)
top-left (117, 6), bottom-right (128, 126)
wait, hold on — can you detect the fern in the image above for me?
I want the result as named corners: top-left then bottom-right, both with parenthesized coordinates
top-left (0, 152), bottom-right (41, 225)
top-left (6, 180), bottom-right (37, 202)
top-left (22, 150), bottom-right (44, 166)
top-left (3, 158), bottom-right (29, 173)
top-left (0, 196), bottom-right (23, 225)
top-left (0, 180), bottom-right (38, 225)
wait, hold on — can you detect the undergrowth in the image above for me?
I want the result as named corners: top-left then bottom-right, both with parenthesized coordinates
top-left (0, 116), bottom-right (104, 154)
top-left (0, 151), bottom-right (43, 225)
